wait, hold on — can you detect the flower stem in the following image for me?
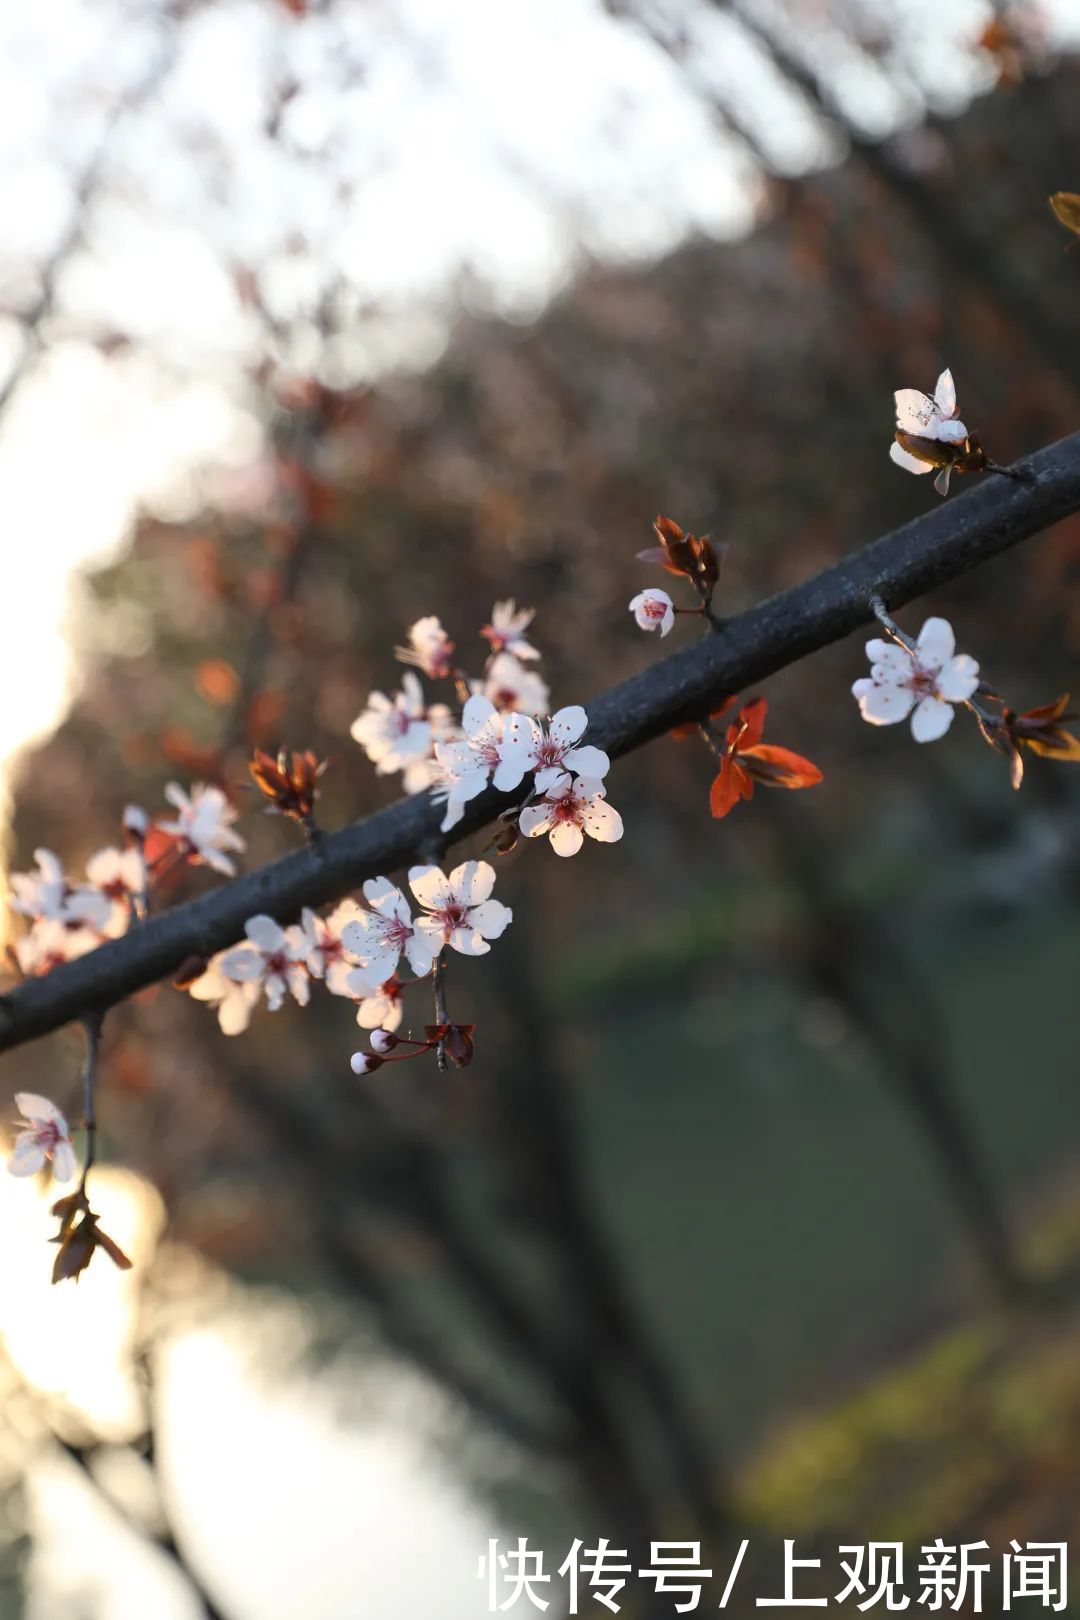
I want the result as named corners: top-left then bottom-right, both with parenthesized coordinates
top-left (869, 594), bottom-right (918, 654)
top-left (78, 1011), bottom-right (104, 1194)
top-left (432, 952), bottom-right (448, 1073)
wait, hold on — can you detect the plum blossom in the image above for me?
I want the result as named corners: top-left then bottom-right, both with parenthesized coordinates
top-left (408, 861), bottom-right (512, 957)
top-left (853, 617), bottom-right (980, 742)
top-left (890, 369), bottom-right (978, 497)
top-left (8, 1093), bottom-right (77, 1182)
top-left (500, 706), bottom-right (610, 794)
top-left (481, 600), bottom-right (539, 660)
top-left (629, 588), bottom-right (675, 637)
top-left (353, 973), bottom-right (405, 1033)
top-left (351, 671), bottom-right (435, 778)
top-left (482, 652), bottom-right (549, 717)
top-left (15, 918), bottom-right (100, 977)
top-left (431, 694), bottom-right (529, 831)
top-left (85, 846), bottom-right (146, 937)
top-left (519, 772), bottom-right (623, 857)
top-left (300, 899), bottom-right (364, 996)
top-left (341, 877), bottom-right (435, 983)
top-left (159, 783), bottom-right (246, 875)
top-left (190, 916), bottom-right (310, 1033)
top-left (187, 953), bottom-right (261, 1035)
top-left (9, 848), bottom-right (110, 932)
top-left (396, 616), bottom-right (455, 680)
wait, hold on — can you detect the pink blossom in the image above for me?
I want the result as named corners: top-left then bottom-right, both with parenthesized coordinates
top-left (159, 783), bottom-right (246, 875)
top-left (629, 588), bottom-right (675, 637)
top-left (341, 877), bottom-right (435, 982)
top-left (8, 1093), bottom-right (77, 1182)
top-left (408, 860), bottom-right (512, 957)
top-left (519, 772), bottom-right (624, 857)
top-left (481, 600), bottom-right (539, 661)
top-left (396, 615), bottom-right (455, 680)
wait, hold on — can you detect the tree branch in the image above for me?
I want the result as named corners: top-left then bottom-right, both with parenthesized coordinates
top-left (2, 431), bottom-right (1079, 1054)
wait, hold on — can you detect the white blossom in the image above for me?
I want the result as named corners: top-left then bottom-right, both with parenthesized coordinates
top-left (159, 783), bottom-right (246, 876)
top-left (431, 694), bottom-right (526, 831)
top-left (408, 860), bottom-right (512, 957)
top-left (299, 899), bottom-right (364, 996)
top-left (356, 981), bottom-right (404, 1033)
top-left (8, 1093), bottom-right (77, 1182)
top-left (482, 653), bottom-right (550, 717)
top-left (341, 877), bottom-right (435, 983)
top-left (187, 954), bottom-right (262, 1035)
top-left (519, 772), bottom-right (624, 857)
top-left (190, 916), bottom-right (310, 1032)
top-left (14, 918), bottom-right (100, 977)
top-left (481, 600), bottom-right (539, 660)
top-left (9, 848), bottom-right (110, 932)
top-left (891, 368), bottom-right (968, 495)
top-left (499, 706), bottom-right (610, 794)
top-left (629, 588), bottom-right (675, 637)
top-left (852, 617), bottom-right (980, 743)
top-left (85, 846), bottom-right (146, 938)
top-left (395, 615), bottom-right (455, 680)
top-left (350, 671), bottom-right (435, 777)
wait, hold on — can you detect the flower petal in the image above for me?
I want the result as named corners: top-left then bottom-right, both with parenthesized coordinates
top-left (937, 654), bottom-right (980, 702)
top-left (467, 899), bottom-right (512, 939)
top-left (449, 859), bottom-right (495, 907)
top-left (910, 695), bottom-right (955, 742)
top-left (51, 1140), bottom-right (77, 1183)
top-left (583, 799), bottom-right (623, 843)
top-left (362, 877), bottom-right (408, 920)
top-left (563, 744), bottom-right (610, 780)
top-left (519, 804), bottom-right (552, 838)
top-left (7, 1137), bottom-right (46, 1176)
top-left (865, 639), bottom-right (910, 673)
top-left (462, 693), bottom-right (497, 736)
top-left (853, 678), bottom-right (914, 725)
top-left (15, 1092), bottom-right (63, 1125)
top-left (404, 934), bottom-right (435, 977)
top-left (219, 944), bottom-right (265, 982)
top-left (549, 821), bottom-right (584, 857)
top-left (245, 914), bottom-right (286, 953)
top-left (219, 984), bottom-right (259, 1035)
top-left (934, 368), bottom-right (957, 417)
top-left (915, 617), bottom-right (955, 671)
top-left (408, 865), bottom-right (452, 910)
top-left (491, 753), bottom-right (528, 793)
top-left (548, 706), bottom-right (588, 748)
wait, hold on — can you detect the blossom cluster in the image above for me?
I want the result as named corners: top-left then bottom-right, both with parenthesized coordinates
top-left (9, 784), bottom-right (244, 978)
top-left (350, 600), bottom-right (623, 854)
top-left (5, 363), bottom-right (1079, 1285)
top-left (187, 859), bottom-right (511, 1058)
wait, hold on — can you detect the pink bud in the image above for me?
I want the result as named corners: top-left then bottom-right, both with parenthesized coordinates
top-left (350, 1051), bottom-right (384, 1075)
top-left (369, 1029), bottom-right (397, 1054)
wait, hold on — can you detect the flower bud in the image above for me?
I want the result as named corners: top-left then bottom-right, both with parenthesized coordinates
top-left (123, 804), bottom-right (149, 839)
top-left (350, 1051), bottom-right (384, 1076)
top-left (369, 1029), bottom-right (397, 1055)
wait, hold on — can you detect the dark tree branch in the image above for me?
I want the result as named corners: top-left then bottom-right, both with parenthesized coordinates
top-left (2, 431), bottom-right (1079, 1053)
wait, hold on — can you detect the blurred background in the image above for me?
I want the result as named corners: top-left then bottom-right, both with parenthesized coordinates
top-left (1, 0), bottom-right (1080, 1615)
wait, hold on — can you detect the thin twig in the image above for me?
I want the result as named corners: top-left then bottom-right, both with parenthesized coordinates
top-left (78, 1012), bottom-right (104, 1192)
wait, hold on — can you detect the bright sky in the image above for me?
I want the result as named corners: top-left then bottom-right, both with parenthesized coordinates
top-left (2, 0), bottom-right (1078, 1614)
